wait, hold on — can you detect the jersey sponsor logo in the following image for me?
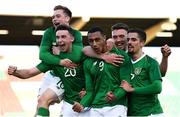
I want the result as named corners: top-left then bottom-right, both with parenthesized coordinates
top-left (134, 68), bottom-right (142, 75)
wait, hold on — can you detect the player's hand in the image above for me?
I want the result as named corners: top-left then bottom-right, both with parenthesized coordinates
top-left (106, 38), bottom-right (115, 51)
top-left (161, 44), bottom-right (171, 58)
top-left (72, 102), bottom-right (84, 113)
top-left (52, 46), bottom-right (60, 55)
top-left (8, 66), bottom-right (17, 75)
top-left (101, 53), bottom-right (124, 66)
top-left (120, 80), bottom-right (134, 92)
top-left (79, 88), bottom-right (86, 99)
top-left (106, 91), bottom-right (116, 102)
top-left (60, 59), bottom-right (77, 68)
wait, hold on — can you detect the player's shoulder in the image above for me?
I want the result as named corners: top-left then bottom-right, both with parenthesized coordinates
top-left (44, 27), bottom-right (54, 34)
top-left (83, 56), bottom-right (94, 63)
top-left (71, 28), bottom-right (81, 34)
top-left (73, 45), bottom-right (83, 50)
top-left (145, 55), bottom-right (159, 64)
top-left (113, 47), bottom-right (130, 60)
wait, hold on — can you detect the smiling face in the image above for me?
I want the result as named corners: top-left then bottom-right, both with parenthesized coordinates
top-left (88, 31), bottom-right (106, 54)
top-left (112, 29), bottom-right (128, 51)
top-left (56, 30), bottom-right (74, 52)
top-left (52, 9), bottom-right (70, 28)
top-left (127, 32), bottom-right (144, 54)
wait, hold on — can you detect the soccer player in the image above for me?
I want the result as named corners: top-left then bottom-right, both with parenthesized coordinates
top-left (120, 28), bottom-right (164, 116)
top-left (72, 27), bottom-right (132, 117)
top-left (38, 4), bottom-right (83, 116)
top-left (8, 25), bottom-right (85, 117)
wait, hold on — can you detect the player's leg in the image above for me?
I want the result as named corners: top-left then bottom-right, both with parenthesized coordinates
top-left (34, 71), bottom-right (52, 117)
top-left (37, 75), bottom-right (64, 109)
top-left (35, 71), bottom-right (64, 116)
top-left (37, 88), bottom-right (58, 116)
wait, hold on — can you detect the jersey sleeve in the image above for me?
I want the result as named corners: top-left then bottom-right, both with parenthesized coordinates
top-left (134, 80), bottom-right (162, 95)
top-left (80, 53), bottom-right (88, 63)
top-left (149, 59), bottom-right (162, 81)
top-left (36, 62), bottom-right (51, 73)
top-left (39, 28), bottom-right (61, 65)
top-left (80, 60), bottom-right (94, 107)
top-left (119, 52), bottom-right (132, 83)
top-left (73, 29), bottom-right (83, 47)
top-left (113, 88), bottom-right (127, 101)
top-left (114, 54), bottom-right (132, 100)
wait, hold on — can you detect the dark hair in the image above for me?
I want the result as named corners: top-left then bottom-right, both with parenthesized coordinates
top-left (128, 28), bottom-right (146, 42)
top-left (88, 27), bottom-right (105, 36)
top-left (111, 23), bottom-right (129, 31)
top-left (55, 24), bottom-right (73, 36)
top-left (54, 5), bottom-right (72, 18)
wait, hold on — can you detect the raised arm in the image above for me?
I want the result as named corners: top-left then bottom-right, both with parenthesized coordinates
top-left (8, 66), bottom-right (41, 79)
top-left (160, 44), bottom-right (171, 77)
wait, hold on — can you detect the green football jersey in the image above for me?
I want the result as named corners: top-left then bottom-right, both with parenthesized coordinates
top-left (37, 45), bottom-right (85, 104)
top-left (80, 47), bottom-right (132, 108)
top-left (128, 54), bottom-right (163, 116)
top-left (39, 26), bottom-right (83, 65)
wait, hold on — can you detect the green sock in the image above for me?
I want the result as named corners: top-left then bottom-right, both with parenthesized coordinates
top-left (37, 107), bottom-right (49, 116)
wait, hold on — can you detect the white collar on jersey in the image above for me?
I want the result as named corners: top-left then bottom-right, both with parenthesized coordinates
top-left (131, 53), bottom-right (146, 64)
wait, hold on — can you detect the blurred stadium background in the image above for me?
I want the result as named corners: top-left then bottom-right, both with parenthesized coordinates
top-left (0, 0), bottom-right (180, 116)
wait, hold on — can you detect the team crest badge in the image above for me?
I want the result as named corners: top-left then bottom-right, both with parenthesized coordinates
top-left (134, 68), bottom-right (142, 75)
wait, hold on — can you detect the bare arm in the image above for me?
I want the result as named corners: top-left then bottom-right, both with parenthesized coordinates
top-left (8, 66), bottom-right (41, 79)
top-left (160, 44), bottom-right (171, 77)
top-left (83, 46), bottom-right (124, 66)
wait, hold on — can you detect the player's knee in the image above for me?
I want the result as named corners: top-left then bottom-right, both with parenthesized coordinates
top-left (37, 95), bottom-right (50, 106)
top-left (49, 98), bottom-right (60, 105)
top-left (40, 96), bottom-right (56, 106)
top-left (37, 96), bottom-right (45, 105)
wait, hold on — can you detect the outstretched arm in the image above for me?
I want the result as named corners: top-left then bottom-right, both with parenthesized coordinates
top-left (160, 44), bottom-right (171, 77)
top-left (8, 66), bottom-right (41, 79)
top-left (83, 46), bottom-right (124, 66)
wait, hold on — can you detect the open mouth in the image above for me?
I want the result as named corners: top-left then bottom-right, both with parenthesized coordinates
top-left (53, 22), bottom-right (60, 26)
top-left (117, 44), bottom-right (123, 47)
top-left (116, 41), bottom-right (124, 47)
top-left (58, 43), bottom-right (65, 50)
